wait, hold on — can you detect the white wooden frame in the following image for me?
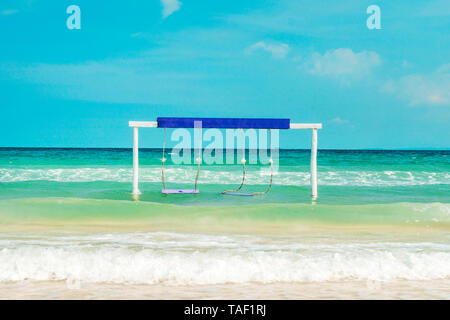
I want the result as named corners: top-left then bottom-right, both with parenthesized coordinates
top-left (128, 121), bottom-right (322, 198)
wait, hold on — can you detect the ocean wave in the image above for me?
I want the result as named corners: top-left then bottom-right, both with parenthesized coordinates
top-left (0, 167), bottom-right (449, 186)
top-left (0, 232), bottom-right (449, 284)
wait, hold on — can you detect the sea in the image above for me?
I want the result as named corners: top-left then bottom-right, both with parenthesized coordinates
top-left (0, 148), bottom-right (449, 299)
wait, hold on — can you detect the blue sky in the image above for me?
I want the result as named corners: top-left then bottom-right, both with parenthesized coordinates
top-left (0, 0), bottom-right (449, 148)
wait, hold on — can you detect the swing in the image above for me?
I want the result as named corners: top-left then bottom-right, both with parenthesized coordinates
top-left (221, 129), bottom-right (273, 196)
top-left (130, 118), bottom-right (322, 199)
top-left (161, 127), bottom-right (202, 194)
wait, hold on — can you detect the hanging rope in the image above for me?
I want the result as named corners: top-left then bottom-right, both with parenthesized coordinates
top-left (252, 129), bottom-right (273, 195)
top-left (161, 127), bottom-right (167, 191)
top-left (161, 127), bottom-right (202, 192)
top-left (221, 128), bottom-right (246, 194)
top-left (221, 128), bottom-right (273, 196)
top-left (194, 127), bottom-right (202, 191)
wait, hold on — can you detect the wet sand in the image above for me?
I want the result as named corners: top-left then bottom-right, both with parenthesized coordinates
top-left (2, 279), bottom-right (450, 300)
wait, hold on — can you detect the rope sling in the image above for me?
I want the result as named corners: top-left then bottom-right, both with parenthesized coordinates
top-left (221, 128), bottom-right (273, 196)
top-left (161, 127), bottom-right (202, 193)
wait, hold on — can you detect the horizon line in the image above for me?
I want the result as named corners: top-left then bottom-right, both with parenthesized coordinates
top-left (0, 147), bottom-right (449, 151)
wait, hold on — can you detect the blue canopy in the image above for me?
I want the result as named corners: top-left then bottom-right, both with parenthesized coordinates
top-left (157, 117), bottom-right (290, 129)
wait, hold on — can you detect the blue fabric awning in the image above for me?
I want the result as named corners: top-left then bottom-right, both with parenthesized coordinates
top-left (157, 117), bottom-right (290, 129)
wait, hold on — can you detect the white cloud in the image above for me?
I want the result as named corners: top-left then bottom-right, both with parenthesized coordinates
top-left (245, 41), bottom-right (290, 59)
top-left (2, 60), bottom-right (207, 105)
top-left (130, 32), bottom-right (143, 38)
top-left (161, 0), bottom-right (181, 19)
top-left (0, 27), bottom-right (252, 107)
top-left (401, 60), bottom-right (412, 68)
top-left (437, 63), bottom-right (450, 73)
top-left (1, 9), bottom-right (18, 16)
top-left (329, 117), bottom-right (349, 125)
top-left (382, 65), bottom-right (450, 106)
top-left (305, 48), bottom-right (381, 77)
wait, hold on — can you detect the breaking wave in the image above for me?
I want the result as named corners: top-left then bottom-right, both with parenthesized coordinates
top-left (1, 167), bottom-right (449, 186)
top-left (0, 232), bottom-right (449, 284)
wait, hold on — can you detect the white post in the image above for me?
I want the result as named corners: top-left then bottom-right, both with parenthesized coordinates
top-left (310, 128), bottom-right (318, 199)
top-left (132, 126), bottom-right (141, 196)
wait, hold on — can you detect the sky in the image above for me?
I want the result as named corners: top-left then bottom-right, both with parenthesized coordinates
top-left (0, 0), bottom-right (449, 149)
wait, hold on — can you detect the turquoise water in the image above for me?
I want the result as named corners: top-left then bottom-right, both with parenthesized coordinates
top-left (1, 148), bottom-right (449, 205)
top-left (0, 148), bottom-right (449, 289)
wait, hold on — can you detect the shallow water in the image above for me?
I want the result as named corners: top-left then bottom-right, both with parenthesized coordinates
top-left (0, 148), bottom-right (449, 299)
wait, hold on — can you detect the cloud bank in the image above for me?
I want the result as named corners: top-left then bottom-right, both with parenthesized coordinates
top-left (0, 9), bottom-right (18, 16)
top-left (305, 48), bottom-right (381, 77)
top-left (161, 0), bottom-right (182, 19)
top-left (382, 64), bottom-right (450, 106)
top-left (245, 41), bottom-right (290, 59)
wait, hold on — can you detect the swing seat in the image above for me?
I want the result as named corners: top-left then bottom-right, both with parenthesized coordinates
top-left (222, 192), bottom-right (254, 196)
top-left (162, 189), bottom-right (199, 194)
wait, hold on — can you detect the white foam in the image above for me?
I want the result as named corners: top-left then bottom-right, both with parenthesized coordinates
top-left (0, 167), bottom-right (449, 186)
top-left (0, 232), bottom-right (449, 284)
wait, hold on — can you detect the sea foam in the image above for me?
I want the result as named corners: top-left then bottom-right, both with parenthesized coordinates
top-left (0, 232), bottom-right (449, 284)
top-left (1, 167), bottom-right (448, 186)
